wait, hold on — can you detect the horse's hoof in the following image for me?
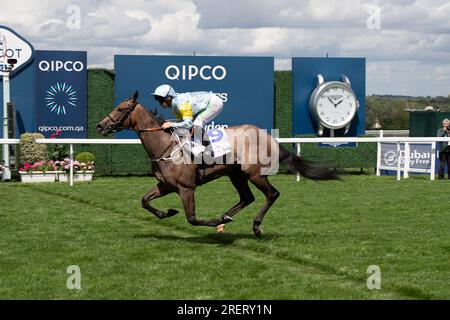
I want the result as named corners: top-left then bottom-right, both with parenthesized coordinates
top-left (217, 224), bottom-right (225, 233)
top-left (253, 227), bottom-right (263, 238)
top-left (167, 209), bottom-right (179, 217)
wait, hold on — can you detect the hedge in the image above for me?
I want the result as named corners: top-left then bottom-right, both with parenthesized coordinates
top-left (80, 69), bottom-right (152, 175)
top-left (82, 69), bottom-right (376, 176)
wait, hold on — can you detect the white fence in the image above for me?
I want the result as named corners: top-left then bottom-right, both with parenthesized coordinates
top-left (2, 135), bottom-right (450, 185)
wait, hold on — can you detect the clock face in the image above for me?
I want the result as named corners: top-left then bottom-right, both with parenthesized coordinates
top-left (315, 83), bottom-right (357, 128)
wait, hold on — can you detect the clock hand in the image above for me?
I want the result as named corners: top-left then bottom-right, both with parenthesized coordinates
top-left (335, 99), bottom-right (344, 106)
top-left (327, 96), bottom-right (337, 108)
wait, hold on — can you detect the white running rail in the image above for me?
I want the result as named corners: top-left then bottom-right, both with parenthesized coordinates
top-left (2, 136), bottom-right (450, 185)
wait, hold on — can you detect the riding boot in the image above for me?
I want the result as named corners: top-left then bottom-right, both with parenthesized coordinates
top-left (198, 127), bottom-right (214, 158)
top-left (203, 134), bottom-right (214, 158)
top-left (190, 126), bottom-right (205, 182)
top-left (192, 125), bottom-right (203, 145)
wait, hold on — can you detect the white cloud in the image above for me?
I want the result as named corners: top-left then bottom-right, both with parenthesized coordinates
top-left (0, 0), bottom-right (449, 96)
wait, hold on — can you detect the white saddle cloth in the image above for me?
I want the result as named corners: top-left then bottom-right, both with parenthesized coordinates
top-left (206, 128), bottom-right (232, 157)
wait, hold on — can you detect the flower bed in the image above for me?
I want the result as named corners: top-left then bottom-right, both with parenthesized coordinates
top-left (58, 171), bottom-right (95, 182)
top-left (18, 161), bottom-right (61, 183)
top-left (16, 134), bottom-right (96, 184)
top-left (19, 171), bottom-right (59, 183)
top-left (57, 158), bottom-right (95, 182)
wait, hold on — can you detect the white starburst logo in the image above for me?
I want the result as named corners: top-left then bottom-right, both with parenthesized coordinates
top-left (45, 82), bottom-right (77, 115)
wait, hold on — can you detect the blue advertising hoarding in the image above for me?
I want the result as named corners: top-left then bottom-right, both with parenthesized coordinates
top-left (34, 50), bottom-right (87, 138)
top-left (114, 55), bottom-right (274, 138)
top-left (292, 57), bottom-right (366, 137)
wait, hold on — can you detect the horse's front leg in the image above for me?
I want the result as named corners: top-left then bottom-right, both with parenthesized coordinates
top-left (178, 187), bottom-right (232, 227)
top-left (142, 183), bottom-right (178, 219)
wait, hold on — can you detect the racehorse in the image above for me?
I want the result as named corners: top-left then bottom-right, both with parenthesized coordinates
top-left (96, 91), bottom-right (340, 237)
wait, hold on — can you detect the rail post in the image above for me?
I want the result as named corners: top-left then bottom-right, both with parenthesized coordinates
top-left (69, 143), bottom-right (74, 186)
top-left (396, 142), bottom-right (401, 181)
top-left (376, 130), bottom-right (383, 176)
top-left (296, 142), bottom-right (301, 182)
top-left (431, 142), bottom-right (436, 181)
top-left (404, 142), bottom-right (410, 179)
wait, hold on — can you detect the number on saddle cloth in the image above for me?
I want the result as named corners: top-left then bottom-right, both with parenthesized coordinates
top-left (206, 128), bottom-right (231, 158)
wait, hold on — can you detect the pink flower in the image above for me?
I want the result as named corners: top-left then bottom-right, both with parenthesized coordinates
top-left (64, 165), bottom-right (70, 169)
top-left (50, 133), bottom-right (56, 139)
top-left (56, 130), bottom-right (62, 136)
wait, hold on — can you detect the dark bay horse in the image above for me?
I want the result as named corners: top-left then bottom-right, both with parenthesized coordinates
top-left (96, 91), bottom-right (340, 237)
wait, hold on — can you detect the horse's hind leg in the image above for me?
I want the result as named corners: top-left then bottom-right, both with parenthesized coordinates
top-left (142, 183), bottom-right (179, 219)
top-left (221, 170), bottom-right (255, 221)
top-left (248, 175), bottom-right (280, 237)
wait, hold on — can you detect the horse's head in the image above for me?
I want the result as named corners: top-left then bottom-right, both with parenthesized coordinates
top-left (96, 91), bottom-right (139, 136)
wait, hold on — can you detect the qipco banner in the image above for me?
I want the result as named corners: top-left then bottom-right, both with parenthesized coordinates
top-left (114, 55), bottom-right (274, 138)
top-left (34, 50), bottom-right (87, 138)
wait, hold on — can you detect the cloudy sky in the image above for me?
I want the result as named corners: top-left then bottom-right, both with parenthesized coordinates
top-left (1, 0), bottom-right (449, 96)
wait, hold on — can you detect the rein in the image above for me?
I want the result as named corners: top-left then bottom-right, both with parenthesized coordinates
top-left (138, 129), bottom-right (186, 163)
top-left (107, 102), bottom-right (180, 162)
top-left (137, 127), bottom-right (163, 133)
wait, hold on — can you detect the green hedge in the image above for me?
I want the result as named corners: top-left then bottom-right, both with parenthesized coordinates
top-left (84, 69), bottom-right (376, 175)
top-left (83, 69), bottom-right (152, 175)
top-left (283, 135), bottom-right (377, 169)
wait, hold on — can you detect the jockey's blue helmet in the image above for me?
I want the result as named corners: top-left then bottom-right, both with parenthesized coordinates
top-left (151, 84), bottom-right (176, 99)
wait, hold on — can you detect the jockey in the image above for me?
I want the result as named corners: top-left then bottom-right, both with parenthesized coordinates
top-left (151, 84), bottom-right (224, 156)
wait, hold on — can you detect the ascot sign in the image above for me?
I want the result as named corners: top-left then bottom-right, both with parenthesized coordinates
top-left (1, 26), bottom-right (34, 181)
top-left (0, 25), bottom-right (34, 77)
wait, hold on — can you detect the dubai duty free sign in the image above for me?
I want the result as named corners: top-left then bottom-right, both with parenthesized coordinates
top-left (0, 25), bottom-right (34, 77)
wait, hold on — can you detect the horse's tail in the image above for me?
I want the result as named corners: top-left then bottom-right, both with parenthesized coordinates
top-left (279, 145), bottom-right (341, 180)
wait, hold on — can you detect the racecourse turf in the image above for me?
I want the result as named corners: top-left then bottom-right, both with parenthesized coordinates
top-left (0, 174), bottom-right (449, 299)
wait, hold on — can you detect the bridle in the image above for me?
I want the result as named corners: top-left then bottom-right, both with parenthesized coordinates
top-left (105, 100), bottom-right (137, 133)
top-left (104, 100), bottom-right (178, 162)
top-left (105, 100), bottom-right (166, 134)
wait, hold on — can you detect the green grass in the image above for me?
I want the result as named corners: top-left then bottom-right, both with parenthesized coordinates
top-left (0, 174), bottom-right (449, 299)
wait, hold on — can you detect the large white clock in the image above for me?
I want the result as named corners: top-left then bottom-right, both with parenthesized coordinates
top-left (309, 74), bottom-right (359, 136)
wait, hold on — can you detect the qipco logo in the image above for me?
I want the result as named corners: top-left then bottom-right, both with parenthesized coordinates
top-left (165, 64), bottom-right (227, 81)
top-left (38, 60), bottom-right (85, 72)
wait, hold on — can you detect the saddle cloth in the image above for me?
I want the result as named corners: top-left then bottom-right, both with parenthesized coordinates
top-left (206, 128), bottom-right (232, 157)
